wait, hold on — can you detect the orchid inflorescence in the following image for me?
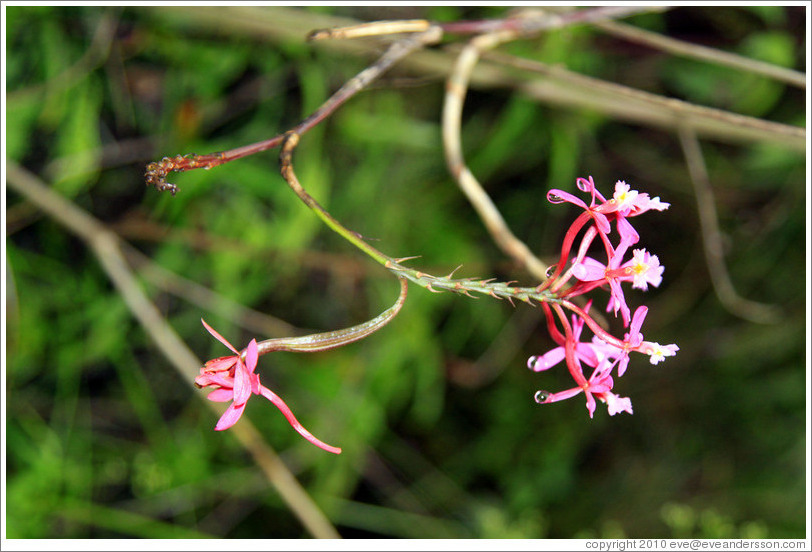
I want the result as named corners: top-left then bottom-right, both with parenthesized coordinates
top-left (191, 176), bottom-right (677, 453)
top-left (144, 10), bottom-right (680, 454)
top-left (528, 176), bottom-right (678, 418)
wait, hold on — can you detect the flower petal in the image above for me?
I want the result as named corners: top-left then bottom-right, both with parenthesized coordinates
top-left (572, 257), bottom-right (606, 282)
top-left (629, 306), bottom-right (648, 342)
top-left (214, 402), bottom-right (246, 431)
top-left (195, 372), bottom-right (234, 388)
top-left (244, 339), bottom-right (258, 374)
top-left (542, 386), bottom-right (583, 404)
top-left (604, 393), bottom-right (633, 415)
top-left (585, 392), bottom-right (597, 418)
top-left (258, 385), bottom-right (342, 454)
top-left (232, 359), bottom-right (252, 405)
top-left (547, 189), bottom-right (587, 208)
top-left (206, 388), bottom-right (234, 402)
top-left (203, 355), bottom-right (238, 373)
top-left (202, 319), bottom-right (239, 354)
top-left (616, 217), bottom-right (639, 247)
top-left (528, 347), bottom-right (566, 372)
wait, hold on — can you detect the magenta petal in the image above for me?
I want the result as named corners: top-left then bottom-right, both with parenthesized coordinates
top-left (616, 216), bottom-right (639, 246)
top-left (593, 212), bottom-right (611, 235)
top-left (214, 402), bottom-right (246, 430)
top-left (617, 355), bottom-right (631, 377)
top-left (589, 382), bottom-right (612, 394)
top-left (208, 373), bottom-right (235, 387)
top-left (575, 176), bottom-right (594, 192)
top-left (545, 386), bottom-right (583, 404)
top-left (548, 189), bottom-right (587, 208)
top-left (248, 372), bottom-right (262, 395)
top-left (206, 388), bottom-right (234, 402)
top-left (585, 392), bottom-right (597, 418)
top-left (572, 259), bottom-right (606, 282)
top-left (196, 372), bottom-right (233, 388)
top-left (201, 319), bottom-right (239, 354)
top-left (531, 348), bottom-right (565, 371)
top-left (574, 343), bottom-right (600, 367)
top-left (195, 373), bottom-right (214, 387)
top-left (244, 339), bottom-right (258, 374)
top-left (630, 306), bottom-right (648, 338)
top-left (607, 280), bottom-right (631, 326)
top-left (203, 356), bottom-right (238, 373)
top-left (232, 361), bottom-right (252, 405)
top-left (258, 386), bottom-right (342, 454)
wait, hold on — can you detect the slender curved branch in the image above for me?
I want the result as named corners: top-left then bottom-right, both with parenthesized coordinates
top-left (676, 126), bottom-right (781, 324)
top-left (145, 27), bottom-right (443, 194)
top-left (440, 7), bottom-right (672, 281)
top-left (481, 49), bottom-right (805, 150)
top-left (153, 6), bottom-right (804, 150)
top-left (278, 131), bottom-right (561, 306)
top-left (255, 277), bottom-right (408, 355)
top-left (594, 19), bottom-right (806, 89)
top-left (443, 29), bottom-right (549, 281)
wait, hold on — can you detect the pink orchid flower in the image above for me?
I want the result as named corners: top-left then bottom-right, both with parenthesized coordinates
top-left (598, 180), bottom-right (671, 218)
top-left (535, 363), bottom-right (633, 418)
top-left (571, 240), bottom-right (634, 327)
top-left (196, 319), bottom-right (342, 454)
top-left (531, 176), bottom-right (676, 418)
top-left (528, 303), bottom-right (602, 372)
top-left (622, 249), bottom-right (664, 291)
top-left (636, 341), bottom-right (680, 365)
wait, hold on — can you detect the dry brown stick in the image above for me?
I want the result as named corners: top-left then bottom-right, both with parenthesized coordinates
top-left (481, 49), bottom-right (805, 150)
top-left (153, 6), bottom-right (803, 150)
top-left (676, 126), bottom-right (781, 324)
top-left (443, 29), bottom-right (549, 281)
top-left (121, 243), bottom-right (301, 338)
top-left (7, 162), bottom-right (341, 539)
top-left (594, 19), bottom-right (806, 89)
top-left (307, 19), bottom-right (432, 40)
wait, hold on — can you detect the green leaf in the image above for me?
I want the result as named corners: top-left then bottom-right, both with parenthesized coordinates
top-left (5, 93), bottom-right (43, 161)
top-left (53, 80), bottom-right (102, 195)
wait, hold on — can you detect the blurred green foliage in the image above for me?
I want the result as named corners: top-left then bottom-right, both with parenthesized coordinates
top-left (5, 5), bottom-right (807, 539)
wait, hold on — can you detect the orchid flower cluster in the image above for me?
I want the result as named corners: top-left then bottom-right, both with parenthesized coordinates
top-left (528, 176), bottom-right (678, 417)
top-left (191, 176), bottom-right (678, 453)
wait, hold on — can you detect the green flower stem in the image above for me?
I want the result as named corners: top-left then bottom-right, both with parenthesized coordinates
top-left (279, 132), bottom-right (561, 307)
top-left (255, 277), bottom-right (408, 356)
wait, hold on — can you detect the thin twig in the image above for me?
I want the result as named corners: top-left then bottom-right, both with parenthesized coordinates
top-left (594, 19), bottom-right (806, 89)
top-left (121, 243), bottom-right (301, 338)
top-left (481, 48), bottom-right (805, 150)
top-left (278, 131), bottom-right (562, 305)
top-left (7, 162), bottom-right (341, 539)
top-left (145, 27), bottom-right (443, 193)
top-left (438, 6), bottom-right (668, 36)
top-left (443, 28), bottom-right (549, 281)
top-left (152, 6), bottom-right (804, 150)
top-left (440, 7), bottom-right (681, 281)
top-left (308, 19), bottom-right (432, 40)
top-left (307, 7), bottom-right (664, 41)
top-left (676, 126), bottom-right (782, 324)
